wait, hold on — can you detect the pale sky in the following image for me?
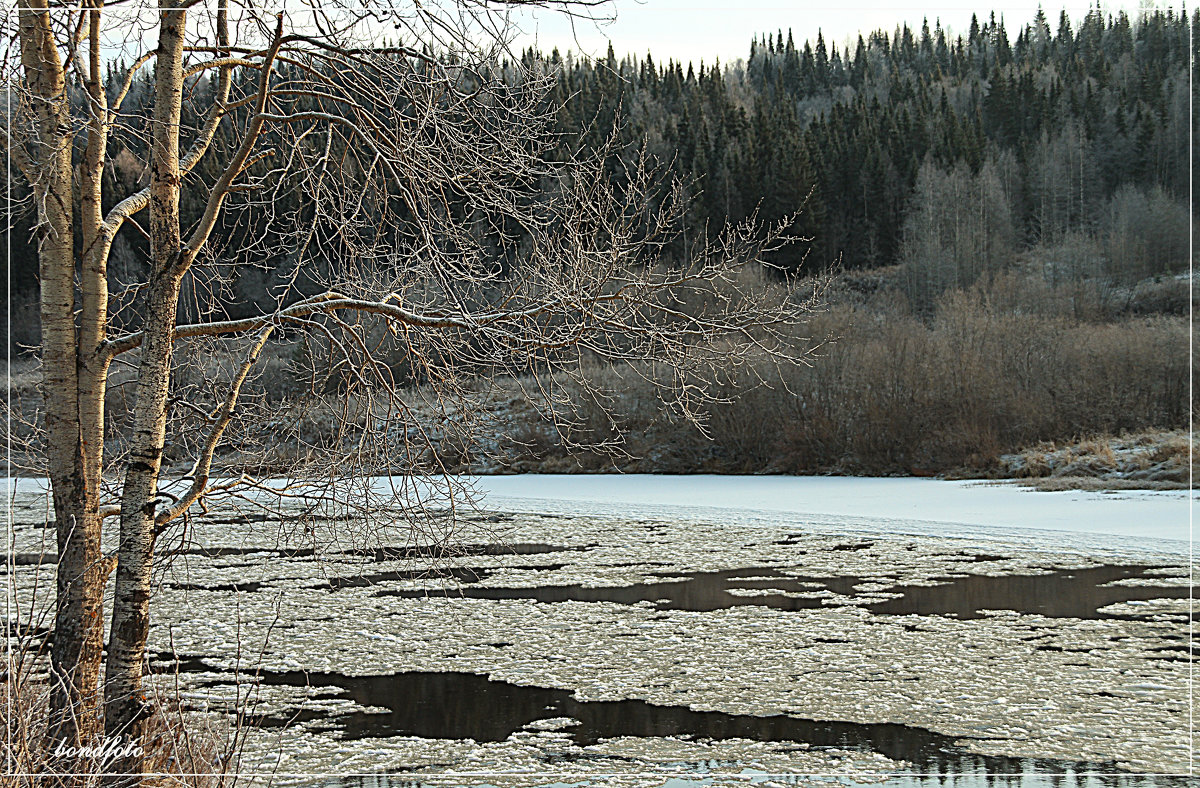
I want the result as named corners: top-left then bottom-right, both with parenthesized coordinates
top-left (509, 1), bottom-right (1164, 65)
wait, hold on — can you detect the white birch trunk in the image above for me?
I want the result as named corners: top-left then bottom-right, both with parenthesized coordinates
top-left (103, 6), bottom-right (187, 781)
top-left (17, 1), bottom-right (107, 766)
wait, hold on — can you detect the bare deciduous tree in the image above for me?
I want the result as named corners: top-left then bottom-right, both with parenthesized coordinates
top-left (6, 1), bottom-right (818, 783)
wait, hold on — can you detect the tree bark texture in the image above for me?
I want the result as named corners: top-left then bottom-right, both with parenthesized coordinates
top-left (103, 6), bottom-right (187, 782)
top-left (18, 0), bottom-right (107, 763)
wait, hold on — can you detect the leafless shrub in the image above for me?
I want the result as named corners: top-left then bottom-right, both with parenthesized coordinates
top-left (779, 288), bottom-right (1188, 473)
top-left (534, 272), bottom-right (1189, 477)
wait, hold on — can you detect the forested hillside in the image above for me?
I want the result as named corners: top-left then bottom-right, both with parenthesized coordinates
top-left (5, 6), bottom-right (1195, 481)
top-left (6, 6), bottom-right (1194, 334)
top-left (545, 6), bottom-right (1193, 281)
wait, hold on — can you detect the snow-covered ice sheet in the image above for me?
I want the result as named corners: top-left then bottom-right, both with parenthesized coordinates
top-left (6, 473), bottom-right (1191, 556)
top-left (468, 475), bottom-right (1192, 555)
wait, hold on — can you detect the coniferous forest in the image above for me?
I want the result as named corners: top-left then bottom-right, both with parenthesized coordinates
top-left (545, 6), bottom-right (1193, 282)
top-left (8, 7), bottom-right (1195, 312)
top-left (5, 6), bottom-right (1196, 478)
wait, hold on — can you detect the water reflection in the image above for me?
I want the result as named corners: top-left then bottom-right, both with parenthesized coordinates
top-left (368, 565), bottom-right (1189, 620)
top-left (375, 567), bottom-right (854, 611)
top-left (865, 565), bottom-right (1190, 619)
top-left (246, 670), bottom-right (1187, 788)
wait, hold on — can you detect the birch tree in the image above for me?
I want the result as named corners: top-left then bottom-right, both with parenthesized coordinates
top-left (899, 158), bottom-right (1013, 310)
top-left (6, 1), bottom-right (816, 782)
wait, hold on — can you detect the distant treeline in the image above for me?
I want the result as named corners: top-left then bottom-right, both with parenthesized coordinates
top-left (543, 6), bottom-right (1194, 275)
top-left (5, 6), bottom-right (1195, 349)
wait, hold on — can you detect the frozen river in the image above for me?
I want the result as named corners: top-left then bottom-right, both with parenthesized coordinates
top-left (5, 473), bottom-right (1195, 784)
top-left (7, 473), bottom-right (1192, 555)
top-left (469, 475), bottom-right (1192, 556)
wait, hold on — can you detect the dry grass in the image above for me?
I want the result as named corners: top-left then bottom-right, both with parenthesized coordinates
top-left (1006, 476), bottom-right (1188, 491)
top-left (0, 663), bottom-right (236, 787)
top-left (992, 429), bottom-right (1194, 488)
